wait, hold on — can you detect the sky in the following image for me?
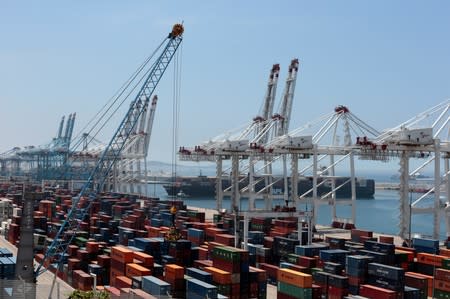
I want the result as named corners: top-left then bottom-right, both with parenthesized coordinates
top-left (1, 1), bottom-right (450, 175)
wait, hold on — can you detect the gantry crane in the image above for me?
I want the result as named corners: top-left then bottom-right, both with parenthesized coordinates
top-left (28, 24), bottom-right (184, 294)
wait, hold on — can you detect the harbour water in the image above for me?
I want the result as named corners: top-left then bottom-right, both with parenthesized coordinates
top-left (147, 182), bottom-right (448, 240)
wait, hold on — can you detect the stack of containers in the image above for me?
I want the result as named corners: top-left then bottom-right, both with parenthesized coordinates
top-left (250, 217), bottom-right (272, 233)
top-left (415, 252), bottom-right (450, 276)
top-left (273, 236), bottom-right (300, 264)
top-left (186, 277), bottom-right (218, 299)
top-left (272, 219), bottom-right (297, 237)
top-left (361, 240), bottom-right (395, 265)
top-left (434, 268), bottom-right (450, 298)
top-left (142, 275), bottom-right (171, 297)
top-left (367, 263), bottom-right (405, 297)
top-left (359, 284), bottom-right (398, 299)
top-left (167, 239), bottom-right (192, 266)
top-left (350, 229), bottom-right (373, 243)
top-left (327, 273), bottom-right (349, 298)
top-left (405, 272), bottom-right (429, 299)
top-left (211, 246), bottom-right (249, 298)
top-left (187, 228), bottom-right (205, 246)
top-left (110, 246), bottom-right (134, 287)
top-left (277, 268), bottom-right (312, 299)
top-left (186, 267), bottom-right (213, 284)
top-left (346, 255), bottom-right (373, 295)
top-left (164, 264), bottom-right (185, 298)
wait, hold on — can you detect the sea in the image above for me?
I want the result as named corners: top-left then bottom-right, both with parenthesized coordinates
top-left (146, 174), bottom-right (448, 240)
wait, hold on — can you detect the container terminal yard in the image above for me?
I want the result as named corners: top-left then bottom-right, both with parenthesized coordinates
top-left (1, 22), bottom-right (450, 299)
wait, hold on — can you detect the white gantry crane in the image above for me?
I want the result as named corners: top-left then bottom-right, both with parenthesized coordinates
top-left (117, 95), bottom-right (158, 194)
top-left (362, 99), bottom-right (450, 240)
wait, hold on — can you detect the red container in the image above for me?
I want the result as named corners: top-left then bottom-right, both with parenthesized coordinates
top-left (436, 268), bottom-right (450, 282)
top-left (359, 284), bottom-right (397, 299)
top-left (328, 285), bottom-right (348, 299)
top-left (68, 245), bottom-right (79, 257)
top-left (98, 255), bottom-right (111, 268)
top-left (299, 256), bottom-right (317, 268)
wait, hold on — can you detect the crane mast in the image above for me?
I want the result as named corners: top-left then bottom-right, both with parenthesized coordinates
top-left (275, 58), bottom-right (299, 136)
top-left (34, 24), bottom-right (184, 278)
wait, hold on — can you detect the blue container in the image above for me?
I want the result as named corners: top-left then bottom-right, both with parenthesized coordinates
top-left (346, 255), bottom-right (374, 269)
top-left (368, 263), bottom-right (405, 282)
top-left (141, 275), bottom-right (171, 296)
top-left (413, 237), bottom-right (439, 249)
top-left (88, 264), bottom-right (104, 275)
top-left (279, 262), bottom-right (295, 269)
top-left (312, 271), bottom-right (329, 285)
top-left (404, 286), bottom-right (421, 299)
top-left (161, 255), bottom-right (176, 265)
top-left (346, 266), bottom-right (368, 278)
top-left (188, 228), bottom-right (205, 239)
top-left (0, 257), bottom-right (15, 279)
top-left (0, 248), bottom-right (13, 257)
top-left (151, 218), bottom-right (163, 227)
top-left (186, 267), bottom-right (213, 284)
top-left (327, 274), bottom-right (349, 288)
top-left (358, 249), bottom-right (393, 265)
top-left (295, 244), bottom-right (329, 257)
top-left (368, 275), bottom-right (404, 292)
top-left (414, 244), bottom-right (439, 254)
top-left (319, 249), bottom-right (349, 264)
top-left (364, 240), bottom-right (395, 255)
top-left (323, 262), bottom-right (344, 275)
top-left (186, 278), bottom-right (218, 299)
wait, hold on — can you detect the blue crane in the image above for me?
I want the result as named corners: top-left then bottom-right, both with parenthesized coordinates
top-left (31, 24), bottom-right (184, 283)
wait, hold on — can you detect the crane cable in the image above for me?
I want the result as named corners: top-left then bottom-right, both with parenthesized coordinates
top-left (70, 38), bottom-right (167, 152)
top-left (168, 39), bottom-right (183, 240)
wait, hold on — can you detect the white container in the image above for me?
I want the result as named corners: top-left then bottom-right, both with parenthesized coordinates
top-left (13, 208), bottom-right (22, 217)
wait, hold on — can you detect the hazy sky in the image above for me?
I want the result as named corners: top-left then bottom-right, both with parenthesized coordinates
top-left (1, 1), bottom-right (449, 168)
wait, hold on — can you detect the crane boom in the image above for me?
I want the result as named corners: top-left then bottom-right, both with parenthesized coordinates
top-left (34, 24), bottom-right (184, 278)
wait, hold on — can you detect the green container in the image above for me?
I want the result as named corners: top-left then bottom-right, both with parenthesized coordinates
top-left (278, 282), bottom-right (312, 299)
top-left (310, 267), bottom-right (323, 275)
top-left (287, 253), bottom-right (300, 264)
top-left (216, 283), bottom-right (231, 295)
top-left (442, 258), bottom-right (450, 270)
top-left (213, 214), bottom-right (223, 223)
top-left (434, 289), bottom-right (450, 299)
top-left (74, 236), bottom-right (88, 247)
top-left (212, 247), bottom-right (241, 262)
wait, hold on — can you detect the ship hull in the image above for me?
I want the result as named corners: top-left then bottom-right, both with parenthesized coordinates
top-left (162, 176), bottom-right (375, 199)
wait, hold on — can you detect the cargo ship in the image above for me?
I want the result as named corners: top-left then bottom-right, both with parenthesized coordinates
top-left (162, 175), bottom-right (375, 199)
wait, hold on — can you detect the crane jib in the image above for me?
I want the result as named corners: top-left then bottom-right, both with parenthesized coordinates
top-left (35, 27), bottom-right (183, 278)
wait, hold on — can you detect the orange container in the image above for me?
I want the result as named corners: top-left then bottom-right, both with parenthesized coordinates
top-left (115, 276), bottom-right (132, 289)
top-left (133, 252), bottom-right (154, 268)
top-left (277, 268), bottom-right (312, 288)
top-left (416, 252), bottom-right (448, 267)
top-left (111, 246), bottom-right (134, 263)
top-left (165, 264), bottom-right (184, 280)
top-left (440, 248), bottom-right (450, 258)
top-left (126, 263), bottom-right (152, 278)
top-left (204, 266), bottom-right (233, 284)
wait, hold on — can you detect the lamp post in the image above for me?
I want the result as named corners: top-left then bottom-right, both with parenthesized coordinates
top-left (90, 273), bottom-right (97, 297)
